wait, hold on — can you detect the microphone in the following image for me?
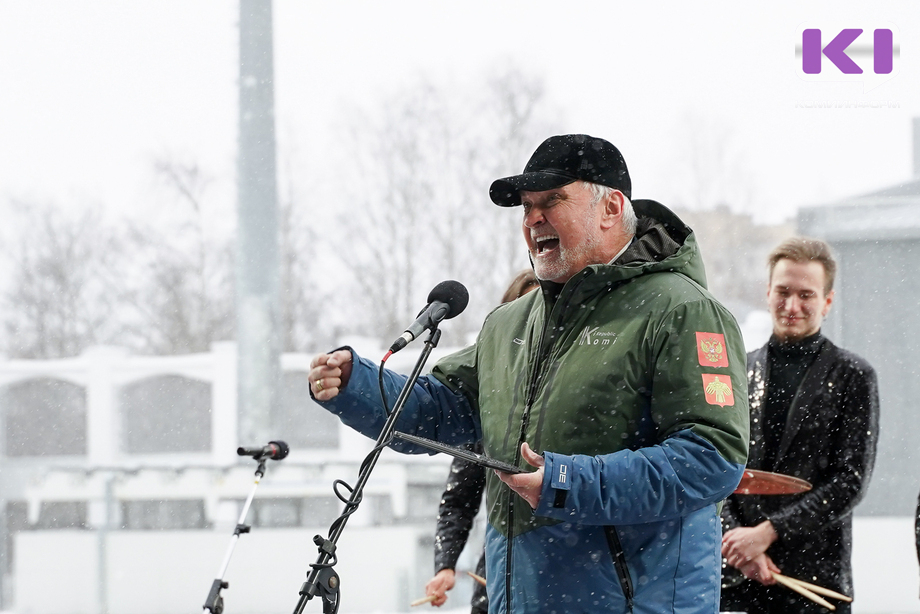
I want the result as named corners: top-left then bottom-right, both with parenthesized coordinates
top-left (237, 440), bottom-right (290, 461)
top-left (389, 280), bottom-right (469, 354)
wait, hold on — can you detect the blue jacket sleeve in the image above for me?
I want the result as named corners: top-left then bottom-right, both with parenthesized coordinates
top-left (534, 429), bottom-right (744, 525)
top-left (317, 349), bottom-right (481, 453)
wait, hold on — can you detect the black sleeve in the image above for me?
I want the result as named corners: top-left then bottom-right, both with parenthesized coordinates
top-left (720, 495), bottom-right (743, 534)
top-left (719, 355), bottom-right (753, 535)
top-left (916, 490), bottom-right (920, 569)
top-left (767, 363), bottom-right (879, 538)
top-left (434, 443), bottom-right (486, 573)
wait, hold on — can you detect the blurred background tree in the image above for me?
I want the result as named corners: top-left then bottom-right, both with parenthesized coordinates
top-left (0, 68), bottom-right (787, 358)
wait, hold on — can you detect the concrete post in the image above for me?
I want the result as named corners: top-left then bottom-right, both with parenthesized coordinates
top-left (84, 346), bottom-right (129, 465)
top-left (236, 0), bottom-right (281, 448)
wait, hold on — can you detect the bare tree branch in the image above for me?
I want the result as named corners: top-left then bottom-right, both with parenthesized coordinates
top-left (331, 68), bottom-right (561, 347)
top-left (0, 200), bottom-right (122, 358)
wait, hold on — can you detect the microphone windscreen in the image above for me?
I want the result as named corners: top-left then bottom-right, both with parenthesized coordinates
top-left (269, 440), bottom-right (290, 460)
top-left (428, 280), bottom-right (469, 319)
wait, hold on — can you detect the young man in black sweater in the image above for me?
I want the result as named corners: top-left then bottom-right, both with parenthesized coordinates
top-left (721, 237), bottom-right (879, 614)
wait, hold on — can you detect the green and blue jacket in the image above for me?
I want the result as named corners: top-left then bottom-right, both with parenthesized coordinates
top-left (322, 200), bottom-right (749, 614)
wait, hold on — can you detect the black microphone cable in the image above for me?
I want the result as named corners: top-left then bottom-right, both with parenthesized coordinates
top-left (308, 355), bottom-right (395, 611)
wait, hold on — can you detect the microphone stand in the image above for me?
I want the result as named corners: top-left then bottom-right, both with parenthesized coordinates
top-left (203, 455), bottom-right (273, 614)
top-left (292, 328), bottom-right (443, 614)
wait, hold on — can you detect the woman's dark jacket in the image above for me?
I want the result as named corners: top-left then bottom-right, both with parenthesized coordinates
top-left (916, 491), bottom-right (919, 576)
top-left (434, 443), bottom-right (488, 613)
top-left (721, 335), bottom-right (879, 596)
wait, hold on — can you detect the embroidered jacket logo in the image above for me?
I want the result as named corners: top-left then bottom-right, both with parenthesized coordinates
top-left (556, 464), bottom-right (567, 484)
top-left (702, 374), bottom-right (735, 407)
top-left (577, 326), bottom-right (618, 346)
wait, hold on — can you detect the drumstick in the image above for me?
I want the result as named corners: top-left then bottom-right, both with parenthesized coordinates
top-left (467, 571), bottom-right (487, 587)
top-left (772, 572), bottom-right (835, 611)
top-left (779, 575), bottom-right (852, 603)
top-left (410, 594), bottom-right (437, 607)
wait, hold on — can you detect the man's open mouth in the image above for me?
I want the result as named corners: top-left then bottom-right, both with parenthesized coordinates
top-left (534, 234), bottom-right (560, 254)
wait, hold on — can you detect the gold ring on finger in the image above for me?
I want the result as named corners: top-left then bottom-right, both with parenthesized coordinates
top-left (315, 378), bottom-right (324, 392)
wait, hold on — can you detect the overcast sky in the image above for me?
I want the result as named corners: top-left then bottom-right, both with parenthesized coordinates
top-left (1, 1), bottom-right (918, 225)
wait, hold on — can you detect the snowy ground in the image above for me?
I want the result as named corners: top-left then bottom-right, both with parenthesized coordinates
top-left (12, 517), bottom-right (919, 614)
top-left (349, 515), bottom-right (920, 614)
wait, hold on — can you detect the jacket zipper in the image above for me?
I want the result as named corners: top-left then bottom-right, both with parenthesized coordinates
top-left (504, 281), bottom-right (587, 612)
top-left (604, 526), bottom-right (635, 607)
top-left (503, 292), bottom-right (556, 612)
top-left (511, 276), bottom-right (635, 609)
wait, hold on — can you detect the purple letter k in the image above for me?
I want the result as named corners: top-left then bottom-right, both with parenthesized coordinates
top-left (802, 29), bottom-right (863, 74)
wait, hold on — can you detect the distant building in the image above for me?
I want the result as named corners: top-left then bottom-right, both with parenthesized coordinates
top-left (674, 205), bottom-right (794, 325)
top-left (0, 342), bottom-right (460, 614)
top-left (798, 117), bottom-right (920, 516)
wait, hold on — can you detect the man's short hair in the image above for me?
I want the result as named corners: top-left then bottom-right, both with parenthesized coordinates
top-left (768, 236), bottom-right (837, 294)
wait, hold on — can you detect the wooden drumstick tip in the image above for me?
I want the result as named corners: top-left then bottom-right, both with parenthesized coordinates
top-left (781, 575), bottom-right (853, 603)
top-left (772, 572), bottom-right (835, 611)
top-left (467, 571), bottom-right (487, 586)
top-left (410, 594), bottom-right (438, 607)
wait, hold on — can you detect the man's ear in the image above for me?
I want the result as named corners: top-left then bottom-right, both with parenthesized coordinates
top-left (822, 289), bottom-right (835, 317)
top-left (600, 190), bottom-right (625, 230)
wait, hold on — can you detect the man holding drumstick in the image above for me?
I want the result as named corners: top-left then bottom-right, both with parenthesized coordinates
top-left (721, 237), bottom-right (879, 614)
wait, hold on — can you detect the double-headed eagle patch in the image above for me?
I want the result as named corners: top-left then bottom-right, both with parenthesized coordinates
top-left (695, 332), bottom-right (729, 367)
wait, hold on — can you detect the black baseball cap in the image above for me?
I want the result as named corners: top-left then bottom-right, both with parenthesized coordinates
top-left (489, 134), bottom-right (631, 207)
